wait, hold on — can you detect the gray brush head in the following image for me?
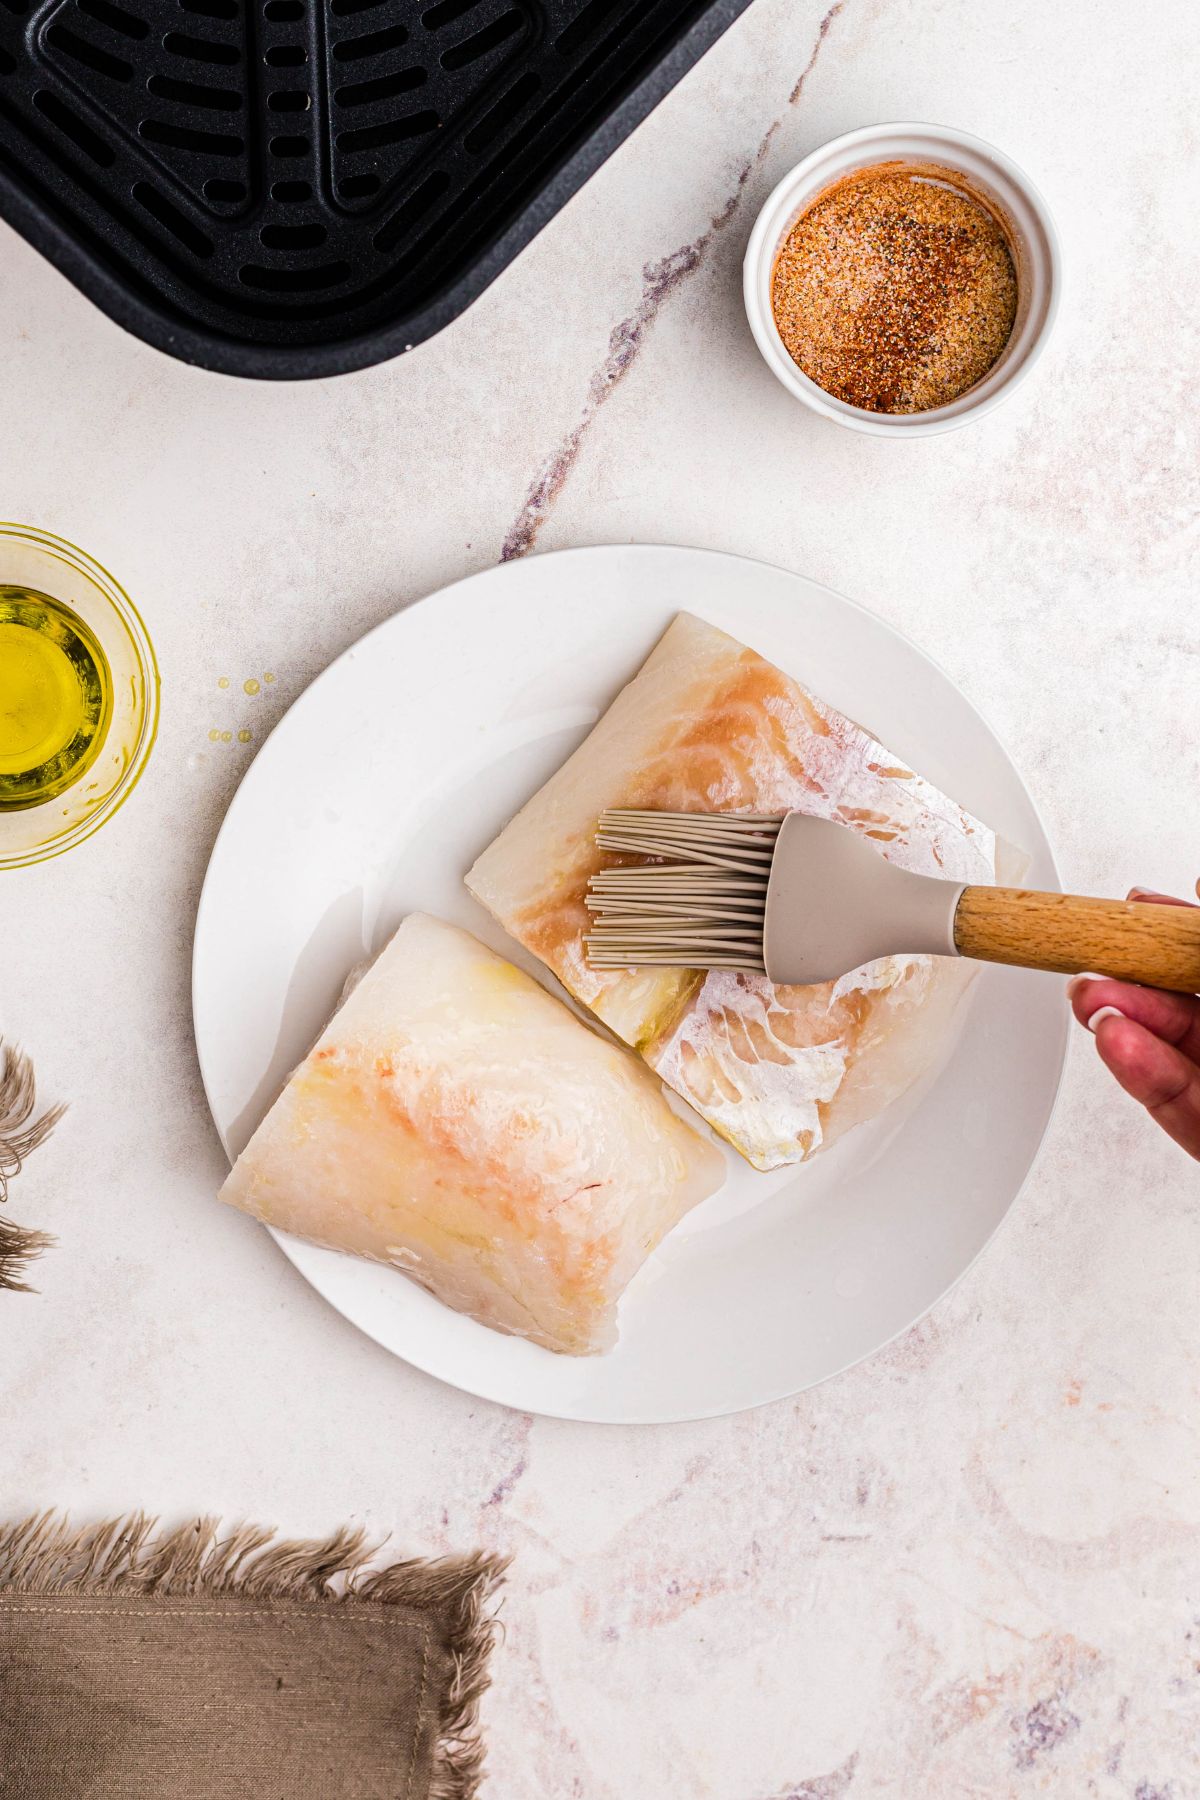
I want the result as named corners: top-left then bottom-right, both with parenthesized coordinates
top-left (762, 812), bottom-right (963, 984)
top-left (586, 810), bottom-right (964, 984)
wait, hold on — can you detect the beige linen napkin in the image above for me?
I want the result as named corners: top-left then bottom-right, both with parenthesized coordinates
top-left (0, 1514), bottom-right (505, 1800)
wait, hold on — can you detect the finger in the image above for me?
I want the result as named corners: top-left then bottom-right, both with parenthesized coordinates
top-left (1127, 886), bottom-right (1198, 909)
top-left (1091, 1013), bottom-right (1200, 1160)
top-left (1067, 976), bottom-right (1200, 1061)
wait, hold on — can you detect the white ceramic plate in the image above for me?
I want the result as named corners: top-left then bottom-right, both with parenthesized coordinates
top-left (193, 545), bottom-right (1066, 1423)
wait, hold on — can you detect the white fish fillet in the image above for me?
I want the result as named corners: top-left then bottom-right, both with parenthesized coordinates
top-left (468, 612), bottom-right (1022, 1172)
top-left (219, 913), bottom-right (725, 1355)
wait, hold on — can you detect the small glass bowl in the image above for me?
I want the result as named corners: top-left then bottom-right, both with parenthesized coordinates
top-left (0, 524), bottom-right (158, 870)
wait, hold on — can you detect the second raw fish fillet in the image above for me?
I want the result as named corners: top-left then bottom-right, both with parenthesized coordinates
top-left (219, 913), bottom-right (724, 1355)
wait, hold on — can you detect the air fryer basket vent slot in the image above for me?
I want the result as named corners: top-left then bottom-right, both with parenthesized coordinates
top-left (0, 0), bottom-right (749, 373)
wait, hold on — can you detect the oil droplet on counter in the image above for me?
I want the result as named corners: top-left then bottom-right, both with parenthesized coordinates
top-left (263, 671), bottom-right (275, 684)
top-left (244, 678), bottom-right (260, 696)
top-left (208, 727), bottom-right (221, 742)
top-left (217, 676), bottom-right (230, 689)
top-left (220, 730), bottom-right (232, 742)
top-left (237, 728), bottom-right (252, 744)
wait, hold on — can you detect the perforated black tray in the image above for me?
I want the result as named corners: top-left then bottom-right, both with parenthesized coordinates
top-left (0, 0), bottom-right (749, 376)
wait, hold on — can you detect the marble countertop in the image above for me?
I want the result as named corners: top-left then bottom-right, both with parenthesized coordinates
top-left (4, 0), bottom-right (1199, 1793)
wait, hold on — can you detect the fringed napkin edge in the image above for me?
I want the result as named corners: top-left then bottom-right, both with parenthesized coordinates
top-left (0, 1512), bottom-right (508, 1800)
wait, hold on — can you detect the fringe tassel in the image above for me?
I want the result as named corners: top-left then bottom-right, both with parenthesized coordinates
top-left (0, 1040), bottom-right (65, 1293)
top-left (0, 1513), bottom-right (507, 1800)
top-left (0, 1215), bottom-right (55, 1294)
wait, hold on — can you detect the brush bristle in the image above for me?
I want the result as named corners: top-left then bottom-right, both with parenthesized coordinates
top-left (585, 811), bottom-right (781, 970)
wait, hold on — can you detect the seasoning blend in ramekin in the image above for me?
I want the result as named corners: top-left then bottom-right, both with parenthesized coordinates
top-left (743, 124), bottom-right (1061, 436)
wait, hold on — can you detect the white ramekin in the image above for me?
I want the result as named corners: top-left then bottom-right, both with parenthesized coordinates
top-left (743, 123), bottom-right (1062, 437)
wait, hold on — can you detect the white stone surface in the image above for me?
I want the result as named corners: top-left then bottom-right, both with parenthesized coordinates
top-left (2, 0), bottom-right (1199, 1793)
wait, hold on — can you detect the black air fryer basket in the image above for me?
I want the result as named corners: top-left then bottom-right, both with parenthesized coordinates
top-left (0, 0), bottom-right (750, 376)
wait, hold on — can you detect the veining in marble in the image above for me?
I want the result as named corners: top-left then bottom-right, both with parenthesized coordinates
top-left (500, 1), bottom-right (846, 564)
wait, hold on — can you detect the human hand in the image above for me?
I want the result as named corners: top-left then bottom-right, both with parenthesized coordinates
top-left (1068, 883), bottom-right (1200, 1160)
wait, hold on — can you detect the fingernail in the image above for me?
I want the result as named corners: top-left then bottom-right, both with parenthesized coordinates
top-left (1127, 886), bottom-right (1151, 900)
top-left (1087, 1005), bottom-right (1126, 1034)
top-left (1066, 973), bottom-right (1098, 999)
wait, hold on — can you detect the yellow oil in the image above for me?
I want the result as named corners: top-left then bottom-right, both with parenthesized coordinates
top-left (0, 586), bottom-right (112, 810)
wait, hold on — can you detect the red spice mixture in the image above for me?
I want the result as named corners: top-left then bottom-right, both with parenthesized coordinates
top-left (771, 163), bottom-right (1018, 414)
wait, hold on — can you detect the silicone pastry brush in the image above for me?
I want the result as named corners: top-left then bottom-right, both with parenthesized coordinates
top-left (584, 810), bottom-right (1200, 989)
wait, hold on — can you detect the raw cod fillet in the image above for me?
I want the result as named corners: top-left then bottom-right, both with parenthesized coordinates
top-left (467, 612), bottom-right (1020, 1172)
top-left (219, 913), bottom-right (724, 1355)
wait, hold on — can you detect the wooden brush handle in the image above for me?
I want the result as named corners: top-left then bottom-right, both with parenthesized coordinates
top-left (954, 888), bottom-right (1200, 990)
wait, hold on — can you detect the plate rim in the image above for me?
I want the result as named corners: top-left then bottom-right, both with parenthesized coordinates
top-left (192, 542), bottom-right (1068, 1422)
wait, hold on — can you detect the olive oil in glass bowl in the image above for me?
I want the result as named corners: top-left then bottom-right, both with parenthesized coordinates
top-left (0, 525), bottom-right (158, 869)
